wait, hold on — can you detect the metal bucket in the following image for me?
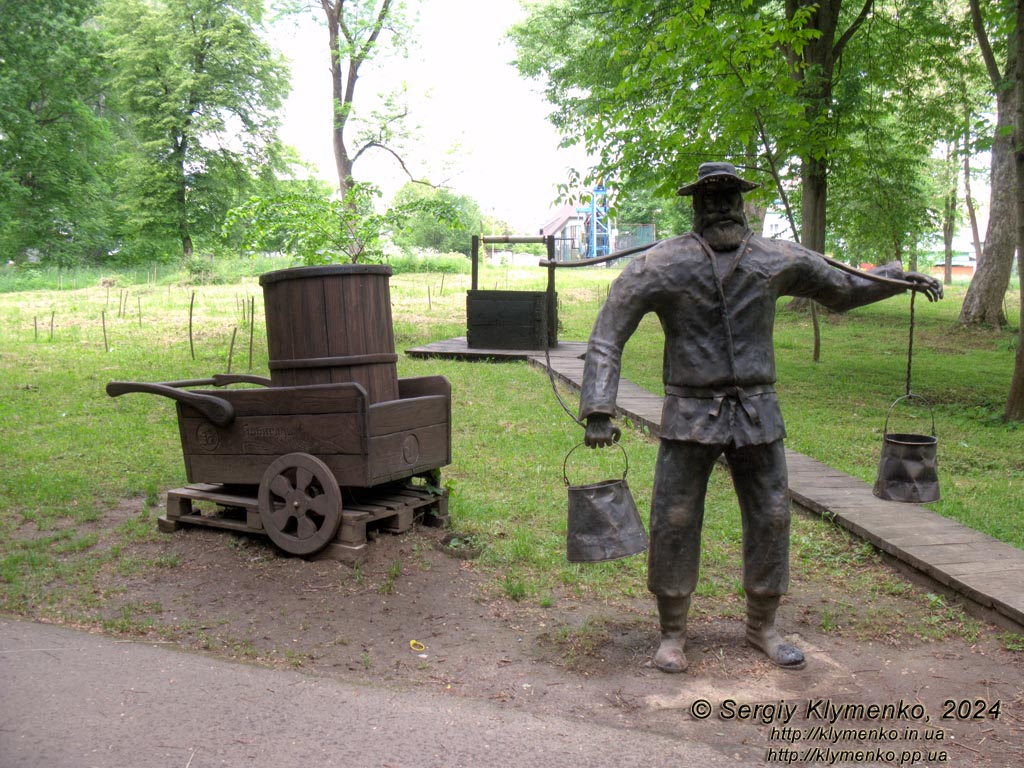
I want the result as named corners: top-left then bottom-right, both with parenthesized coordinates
top-left (872, 394), bottom-right (940, 503)
top-left (564, 442), bottom-right (648, 562)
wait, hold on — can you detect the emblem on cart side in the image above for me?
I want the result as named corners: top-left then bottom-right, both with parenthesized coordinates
top-left (195, 423), bottom-right (220, 452)
top-left (402, 434), bottom-right (420, 465)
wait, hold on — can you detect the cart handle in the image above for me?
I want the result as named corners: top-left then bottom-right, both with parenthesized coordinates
top-left (154, 373), bottom-right (273, 388)
top-left (106, 381), bottom-right (235, 427)
top-left (212, 373), bottom-right (273, 387)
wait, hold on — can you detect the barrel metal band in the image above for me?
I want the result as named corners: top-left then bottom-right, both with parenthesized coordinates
top-left (269, 353), bottom-right (399, 370)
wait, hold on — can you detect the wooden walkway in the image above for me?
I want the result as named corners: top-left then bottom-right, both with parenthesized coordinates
top-left (407, 337), bottom-right (589, 363)
top-left (407, 337), bottom-right (1024, 631)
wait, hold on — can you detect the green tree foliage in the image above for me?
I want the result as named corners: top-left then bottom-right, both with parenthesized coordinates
top-left (826, 123), bottom-right (943, 268)
top-left (511, 0), bottom-right (816, 232)
top-left (511, 0), bottom-right (975, 263)
top-left (102, 0), bottom-right (290, 261)
top-left (226, 181), bottom-right (391, 263)
top-left (0, 0), bottom-right (116, 265)
top-left (225, 180), bottom-right (460, 264)
top-left (612, 188), bottom-right (693, 241)
top-left (390, 184), bottom-right (480, 255)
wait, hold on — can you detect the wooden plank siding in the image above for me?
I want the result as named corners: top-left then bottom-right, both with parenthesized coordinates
top-left (466, 290), bottom-right (550, 350)
top-left (175, 380), bottom-right (449, 489)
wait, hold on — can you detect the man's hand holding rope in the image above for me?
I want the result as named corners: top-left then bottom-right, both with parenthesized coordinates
top-left (902, 271), bottom-right (943, 302)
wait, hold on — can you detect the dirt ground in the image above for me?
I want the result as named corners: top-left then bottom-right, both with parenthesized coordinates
top-left (80, 498), bottom-right (1024, 767)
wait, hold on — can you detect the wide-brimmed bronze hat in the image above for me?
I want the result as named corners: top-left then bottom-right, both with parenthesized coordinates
top-left (676, 162), bottom-right (761, 196)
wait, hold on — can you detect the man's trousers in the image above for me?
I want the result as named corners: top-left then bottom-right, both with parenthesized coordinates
top-left (646, 438), bottom-right (791, 599)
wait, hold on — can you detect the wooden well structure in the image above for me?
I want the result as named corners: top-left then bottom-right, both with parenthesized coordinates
top-left (467, 235), bottom-right (558, 350)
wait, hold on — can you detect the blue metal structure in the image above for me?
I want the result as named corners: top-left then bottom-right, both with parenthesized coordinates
top-left (577, 185), bottom-right (611, 259)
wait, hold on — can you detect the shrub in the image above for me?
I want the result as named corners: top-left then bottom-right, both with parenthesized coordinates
top-left (387, 250), bottom-right (471, 275)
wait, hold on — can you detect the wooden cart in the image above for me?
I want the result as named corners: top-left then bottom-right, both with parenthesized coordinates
top-left (106, 373), bottom-right (451, 561)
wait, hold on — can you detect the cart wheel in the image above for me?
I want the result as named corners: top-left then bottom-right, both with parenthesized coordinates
top-left (258, 453), bottom-right (342, 556)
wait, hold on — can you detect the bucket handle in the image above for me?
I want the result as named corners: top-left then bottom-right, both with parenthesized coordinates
top-left (883, 393), bottom-right (936, 437)
top-left (563, 441), bottom-right (629, 487)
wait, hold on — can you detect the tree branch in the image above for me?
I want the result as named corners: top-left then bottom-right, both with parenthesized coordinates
top-left (969, 0), bottom-right (1004, 89)
top-left (351, 140), bottom-right (434, 186)
top-left (834, 0), bottom-right (874, 61)
top-left (357, 0), bottom-right (393, 61)
top-left (724, 55), bottom-right (801, 242)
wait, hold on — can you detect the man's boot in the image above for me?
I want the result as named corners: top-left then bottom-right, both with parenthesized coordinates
top-left (745, 594), bottom-right (805, 669)
top-left (653, 595), bottom-right (691, 673)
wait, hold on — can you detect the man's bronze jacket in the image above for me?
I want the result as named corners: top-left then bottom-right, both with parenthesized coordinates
top-left (579, 231), bottom-right (906, 447)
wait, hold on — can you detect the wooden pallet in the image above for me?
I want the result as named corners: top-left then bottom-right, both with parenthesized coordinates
top-left (160, 481), bottom-right (448, 564)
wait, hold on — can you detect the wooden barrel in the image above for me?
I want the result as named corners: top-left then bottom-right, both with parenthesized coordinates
top-left (259, 264), bottom-right (399, 404)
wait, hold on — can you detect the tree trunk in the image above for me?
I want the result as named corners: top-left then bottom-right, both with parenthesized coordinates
top-left (1008, 246), bottom-right (1024, 421)
top-left (782, 0), bottom-right (873, 361)
top-left (744, 199), bottom-right (767, 235)
top-left (324, 3), bottom-right (352, 198)
top-left (961, 0), bottom-right (1017, 327)
top-left (801, 155), bottom-right (829, 254)
top-left (322, 0), bottom-right (393, 200)
top-left (942, 142), bottom-right (957, 286)
top-left (791, 26), bottom-right (830, 356)
top-left (178, 167), bottom-right (192, 259)
top-left (942, 219), bottom-right (953, 286)
top-left (1005, 0), bottom-right (1024, 422)
top-left (174, 138), bottom-right (192, 260)
top-left (792, 154), bottom-right (825, 362)
top-left (964, 127), bottom-right (983, 271)
top-left (960, 88), bottom-right (1015, 327)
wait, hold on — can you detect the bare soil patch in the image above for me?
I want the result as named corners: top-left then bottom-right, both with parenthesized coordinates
top-left (81, 499), bottom-right (1024, 766)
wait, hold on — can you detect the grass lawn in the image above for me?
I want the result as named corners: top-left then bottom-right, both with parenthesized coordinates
top-left (0, 259), bottom-right (1019, 644)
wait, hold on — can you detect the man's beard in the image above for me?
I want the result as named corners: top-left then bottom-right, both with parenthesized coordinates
top-left (700, 218), bottom-right (747, 251)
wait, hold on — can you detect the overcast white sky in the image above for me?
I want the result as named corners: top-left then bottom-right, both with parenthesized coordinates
top-left (269, 0), bottom-right (590, 232)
